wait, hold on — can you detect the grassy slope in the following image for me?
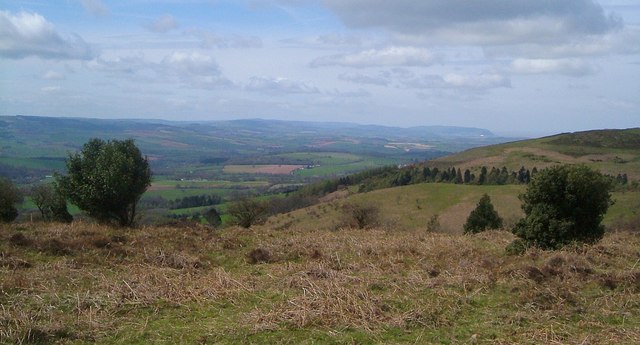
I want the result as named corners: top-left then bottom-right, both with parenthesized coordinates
top-left (1, 221), bottom-right (638, 344)
top-left (431, 128), bottom-right (640, 179)
top-left (267, 183), bottom-right (638, 234)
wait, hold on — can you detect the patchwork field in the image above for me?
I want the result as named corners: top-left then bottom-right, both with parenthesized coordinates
top-left (223, 165), bottom-right (306, 175)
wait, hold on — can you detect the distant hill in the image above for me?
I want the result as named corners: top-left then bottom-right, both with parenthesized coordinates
top-left (430, 128), bottom-right (640, 179)
top-left (0, 115), bottom-right (512, 182)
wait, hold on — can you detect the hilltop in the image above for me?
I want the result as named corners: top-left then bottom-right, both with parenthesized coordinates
top-left (430, 128), bottom-right (640, 179)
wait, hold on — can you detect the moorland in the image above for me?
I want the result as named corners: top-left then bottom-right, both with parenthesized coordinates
top-left (1, 116), bottom-right (639, 344)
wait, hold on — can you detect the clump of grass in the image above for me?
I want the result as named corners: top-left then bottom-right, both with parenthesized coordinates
top-left (247, 247), bottom-right (274, 264)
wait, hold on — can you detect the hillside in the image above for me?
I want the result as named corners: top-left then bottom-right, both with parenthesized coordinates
top-left (2, 221), bottom-right (639, 344)
top-left (430, 128), bottom-right (640, 179)
top-left (267, 183), bottom-right (640, 234)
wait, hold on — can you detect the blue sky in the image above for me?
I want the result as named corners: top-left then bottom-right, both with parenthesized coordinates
top-left (1, 0), bottom-right (639, 136)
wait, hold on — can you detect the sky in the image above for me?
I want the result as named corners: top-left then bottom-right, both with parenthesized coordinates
top-left (1, 0), bottom-right (639, 136)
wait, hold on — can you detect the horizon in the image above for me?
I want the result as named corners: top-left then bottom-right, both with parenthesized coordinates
top-left (4, 113), bottom-right (638, 138)
top-left (1, 1), bottom-right (639, 136)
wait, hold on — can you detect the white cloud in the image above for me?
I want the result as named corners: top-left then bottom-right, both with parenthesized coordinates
top-left (89, 52), bottom-right (230, 89)
top-left (0, 11), bottom-right (93, 60)
top-left (402, 73), bottom-right (511, 90)
top-left (339, 71), bottom-right (391, 86)
top-left (245, 76), bottom-right (319, 94)
top-left (311, 46), bottom-right (440, 68)
top-left (41, 86), bottom-right (61, 93)
top-left (147, 14), bottom-right (179, 33)
top-left (79, 0), bottom-right (109, 17)
top-left (160, 51), bottom-right (230, 88)
top-left (42, 71), bottom-right (65, 80)
top-left (511, 58), bottom-right (598, 77)
top-left (186, 29), bottom-right (262, 48)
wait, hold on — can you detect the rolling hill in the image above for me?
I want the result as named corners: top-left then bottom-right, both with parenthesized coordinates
top-left (0, 115), bottom-right (512, 183)
top-left (430, 128), bottom-right (640, 179)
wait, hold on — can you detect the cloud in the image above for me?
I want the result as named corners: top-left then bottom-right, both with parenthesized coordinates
top-left (0, 11), bottom-right (94, 60)
top-left (339, 71), bottom-right (391, 86)
top-left (42, 71), bottom-right (65, 80)
top-left (324, 0), bottom-right (622, 45)
top-left (41, 86), bottom-right (61, 93)
top-left (160, 51), bottom-right (230, 88)
top-left (245, 76), bottom-right (319, 94)
top-left (186, 29), bottom-right (262, 48)
top-left (89, 52), bottom-right (230, 89)
top-left (147, 14), bottom-right (179, 33)
top-left (79, 0), bottom-right (109, 17)
top-left (484, 27), bottom-right (640, 58)
top-left (402, 73), bottom-right (511, 90)
top-left (311, 46), bottom-right (440, 68)
top-left (510, 58), bottom-right (598, 77)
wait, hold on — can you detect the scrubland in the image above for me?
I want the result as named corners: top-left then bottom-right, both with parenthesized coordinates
top-left (1, 220), bottom-right (638, 344)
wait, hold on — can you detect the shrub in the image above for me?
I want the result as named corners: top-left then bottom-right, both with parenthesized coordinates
top-left (31, 183), bottom-right (73, 223)
top-left (463, 194), bottom-right (503, 234)
top-left (0, 177), bottom-right (22, 223)
top-left (228, 198), bottom-right (269, 228)
top-left (203, 207), bottom-right (222, 227)
top-left (512, 165), bottom-right (612, 249)
top-left (341, 201), bottom-right (380, 229)
top-left (426, 214), bottom-right (441, 232)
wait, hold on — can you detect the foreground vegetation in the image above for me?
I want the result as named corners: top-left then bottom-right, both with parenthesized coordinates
top-left (1, 221), bottom-right (638, 344)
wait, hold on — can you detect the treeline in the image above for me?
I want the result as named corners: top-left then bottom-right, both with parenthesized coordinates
top-left (389, 165), bottom-right (537, 187)
top-left (139, 194), bottom-right (223, 210)
top-left (292, 164), bottom-right (633, 200)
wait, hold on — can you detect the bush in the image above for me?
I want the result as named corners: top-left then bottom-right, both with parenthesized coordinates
top-left (31, 183), bottom-right (72, 223)
top-left (512, 165), bottom-right (612, 249)
top-left (228, 198), bottom-right (269, 228)
top-left (56, 138), bottom-right (151, 227)
top-left (341, 201), bottom-right (380, 229)
top-left (203, 207), bottom-right (222, 227)
top-left (463, 194), bottom-right (503, 234)
top-left (0, 177), bottom-right (22, 223)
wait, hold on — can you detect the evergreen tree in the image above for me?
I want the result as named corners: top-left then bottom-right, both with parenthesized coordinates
top-left (463, 169), bottom-right (472, 184)
top-left (464, 194), bottom-right (503, 234)
top-left (512, 165), bottom-right (612, 249)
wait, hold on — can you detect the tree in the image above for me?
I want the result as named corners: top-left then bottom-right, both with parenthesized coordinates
top-left (228, 198), bottom-right (269, 228)
top-left (203, 207), bottom-right (222, 227)
top-left (31, 183), bottom-right (72, 223)
top-left (56, 138), bottom-right (151, 227)
top-left (0, 177), bottom-right (22, 222)
top-left (512, 165), bottom-right (612, 249)
top-left (463, 194), bottom-right (503, 234)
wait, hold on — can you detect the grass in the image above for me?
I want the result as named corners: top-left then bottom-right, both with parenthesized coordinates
top-left (433, 129), bottom-right (640, 180)
top-left (1, 221), bottom-right (638, 344)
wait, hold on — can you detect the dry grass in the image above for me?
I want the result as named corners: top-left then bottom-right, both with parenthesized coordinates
top-left (1, 221), bottom-right (639, 344)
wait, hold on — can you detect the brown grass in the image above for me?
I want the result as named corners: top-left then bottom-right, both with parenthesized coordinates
top-left (1, 222), bottom-right (639, 344)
